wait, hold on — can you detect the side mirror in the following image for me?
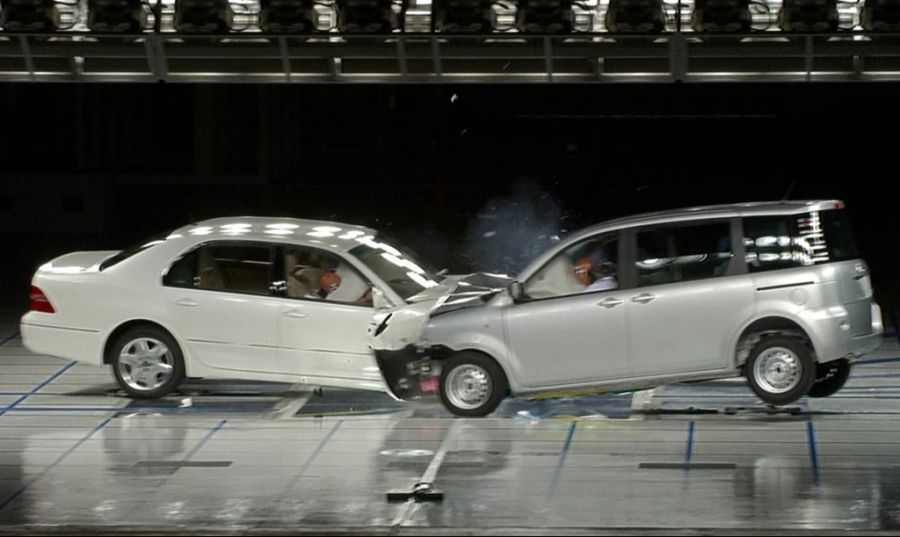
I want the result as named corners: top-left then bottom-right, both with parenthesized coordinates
top-left (372, 287), bottom-right (392, 310)
top-left (508, 281), bottom-right (524, 302)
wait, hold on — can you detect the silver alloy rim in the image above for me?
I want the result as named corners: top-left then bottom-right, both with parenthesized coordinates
top-left (753, 346), bottom-right (801, 394)
top-left (445, 364), bottom-right (492, 411)
top-left (117, 337), bottom-right (175, 392)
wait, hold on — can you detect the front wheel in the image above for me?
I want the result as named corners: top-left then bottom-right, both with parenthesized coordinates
top-left (807, 359), bottom-right (851, 398)
top-left (109, 326), bottom-right (185, 399)
top-left (745, 336), bottom-right (816, 406)
top-left (439, 352), bottom-right (509, 417)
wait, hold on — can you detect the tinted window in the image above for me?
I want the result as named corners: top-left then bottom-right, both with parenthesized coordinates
top-left (164, 249), bottom-right (199, 288)
top-left (163, 244), bottom-right (273, 296)
top-left (636, 221), bottom-right (733, 286)
top-left (744, 209), bottom-right (860, 273)
top-left (283, 246), bottom-right (373, 306)
top-left (99, 231), bottom-right (171, 271)
top-left (525, 233), bottom-right (619, 299)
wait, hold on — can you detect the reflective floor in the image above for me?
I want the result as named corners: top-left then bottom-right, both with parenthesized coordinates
top-left (2, 314), bottom-right (900, 535)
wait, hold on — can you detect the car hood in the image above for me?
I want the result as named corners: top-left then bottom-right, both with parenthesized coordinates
top-left (415, 272), bottom-right (515, 316)
top-left (371, 272), bottom-right (514, 351)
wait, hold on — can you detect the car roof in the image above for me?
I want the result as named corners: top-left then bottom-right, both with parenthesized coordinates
top-left (578, 199), bottom-right (845, 236)
top-left (170, 216), bottom-right (378, 253)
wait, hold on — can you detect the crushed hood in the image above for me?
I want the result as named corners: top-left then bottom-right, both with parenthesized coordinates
top-left (371, 272), bottom-right (514, 351)
top-left (419, 272), bottom-right (514, 317)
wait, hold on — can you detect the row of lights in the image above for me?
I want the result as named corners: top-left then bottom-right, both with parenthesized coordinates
top-left (2, 0), bottom-right (899, 33)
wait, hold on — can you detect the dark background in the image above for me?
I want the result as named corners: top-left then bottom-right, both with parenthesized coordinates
top-left (1, 82), bottom-right (898, 320)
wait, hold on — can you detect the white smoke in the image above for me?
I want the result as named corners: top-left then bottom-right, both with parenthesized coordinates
top-left (463, 180), bottom-right (573, 276)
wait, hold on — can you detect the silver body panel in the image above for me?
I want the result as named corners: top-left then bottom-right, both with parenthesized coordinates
top-left (373, 200), bottom-right (883, 398)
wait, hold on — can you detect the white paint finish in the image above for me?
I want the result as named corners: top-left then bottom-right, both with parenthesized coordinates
top-left (18, 216), bottom-right (445, 395)
top-left (278, 298), bottom-right (382, 384)
top-left (20, 322), bottom-right (102, 366)
top-left (164, 287), bottom-right (281, 374)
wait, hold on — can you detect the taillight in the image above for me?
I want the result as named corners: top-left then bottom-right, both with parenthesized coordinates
top-left (29, 285), bottom-right (55, 314)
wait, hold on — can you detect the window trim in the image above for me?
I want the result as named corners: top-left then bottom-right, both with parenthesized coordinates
top-left (519, 230), bottom-right (628, 304)
top-left (161, 240), bottom-right (278, 298)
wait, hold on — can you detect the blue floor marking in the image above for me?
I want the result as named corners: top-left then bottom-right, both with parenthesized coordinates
top-left (807, 420), bottom-right (820, 485)
top-left (294, 420), bottom-right (343, 478)
top-left (856, 356), bottom-right (900, 366)
top-left (183, 419), bottom-right (227, 461)
top-left (548, 421), bottom-right (578, 496)
top-left (0, 331), bottom-right (20, 346)
top-left (0, 416), bottom-right (112, 513)
top-left (0, 361), bottom-right (76, 417)
top-left (685, 420), bottom-right (696, 466)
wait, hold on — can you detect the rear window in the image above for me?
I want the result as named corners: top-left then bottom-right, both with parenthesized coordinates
top-left (99, 231), bottom-right (171, 271)
top-left (743, 209), bottom-right (860, 273)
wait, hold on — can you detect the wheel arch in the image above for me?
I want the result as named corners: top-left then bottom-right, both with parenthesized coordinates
top-left (733, 315), bottom-right (816, 370)
top-left (103, 319), bottom-right (191, 373)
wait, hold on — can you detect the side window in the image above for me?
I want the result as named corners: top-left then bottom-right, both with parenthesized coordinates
top-left (524, 233), bottom-right (619, 299)
top-left (636, 221), bottom-right (732, 286)
top-left (163, 243), bottom-right (274, 296)
top-left (283, 246), bottom-right (373, 306)
top-left (744, 210), bottom-right (860, 272)
top-left (743, 216), bottom-right (804, 273)
top-left (163, 249), bottom-right (199, 288)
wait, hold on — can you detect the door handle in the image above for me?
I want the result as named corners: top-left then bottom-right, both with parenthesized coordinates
top-left (632, 293), bottom-right (657, 304)
top-left (283, 309), bottom-right (309, 319)
top-left (597, 297), bottom-right (624, 309)
top-left (175, 298), bottom-right (200, 307)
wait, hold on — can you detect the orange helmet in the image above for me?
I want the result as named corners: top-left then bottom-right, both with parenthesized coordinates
top-left (574, 257), bottom-right (593, 286)
top-left (319, 271), bottom-right (341, 293)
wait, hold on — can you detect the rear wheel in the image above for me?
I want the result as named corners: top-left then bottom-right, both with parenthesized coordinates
top-left (439, 352), bottom-right (509, 417)
top-left (807, 359), bottom-right (851, 398)
top-left (109, 326), bottom-right (185, 399)
top-left (745, 336), bottom-right (815, 406)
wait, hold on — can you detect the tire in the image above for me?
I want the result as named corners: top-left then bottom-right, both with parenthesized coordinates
top-left (109, 325), bottom-right (185, 399)
top-left (439, 352), bottom-right (509, 417)
top-left (745, 336), bottom-right (815, 406)
top-left (807, 359), bottom-right (851, 398)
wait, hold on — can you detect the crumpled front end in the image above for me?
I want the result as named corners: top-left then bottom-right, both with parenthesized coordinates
top-left (371, 272), bottom-right (513, 400)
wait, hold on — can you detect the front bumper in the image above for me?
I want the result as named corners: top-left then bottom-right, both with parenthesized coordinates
top-left (375, 345), bottom-right (441, 401)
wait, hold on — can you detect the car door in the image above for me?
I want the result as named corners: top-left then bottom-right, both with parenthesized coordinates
top-left (504, 231), bottom-right (630, 389)
top-left (627, 218), bottom-right (755, 378)
top-left (276, 245), bottom-right (384, 389)
top-left (162, 241), bottom-right (283, 373)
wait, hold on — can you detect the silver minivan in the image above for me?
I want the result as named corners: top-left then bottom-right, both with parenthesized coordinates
top-left (371, 200), bottom-right (884, 416)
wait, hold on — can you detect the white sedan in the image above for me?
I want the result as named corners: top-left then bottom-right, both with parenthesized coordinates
top-left (21, 217), bottom-right (443, 398)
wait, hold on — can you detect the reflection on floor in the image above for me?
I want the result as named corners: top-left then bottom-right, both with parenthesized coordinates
top-left (2, 316), bottom-right (900, 534)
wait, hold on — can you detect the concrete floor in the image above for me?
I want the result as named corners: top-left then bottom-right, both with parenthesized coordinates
top-left (2, 314), bottom-right (900, 535)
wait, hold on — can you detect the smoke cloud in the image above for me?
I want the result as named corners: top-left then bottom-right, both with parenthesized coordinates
top-left (463, 180), bottom-right (574, 276)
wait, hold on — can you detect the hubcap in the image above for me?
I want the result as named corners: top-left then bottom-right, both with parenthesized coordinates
top-left (445, 364), bottom-right (492, 411)
top-left (117, 337), bottom-right (175, 392)
top-left (754, 347), bottom-right (801, 394)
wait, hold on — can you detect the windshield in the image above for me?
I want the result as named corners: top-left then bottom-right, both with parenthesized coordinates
top-left (349, 234), bottom-right (443, 300)
top-left (99, 230), bottom-right (172, 271)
